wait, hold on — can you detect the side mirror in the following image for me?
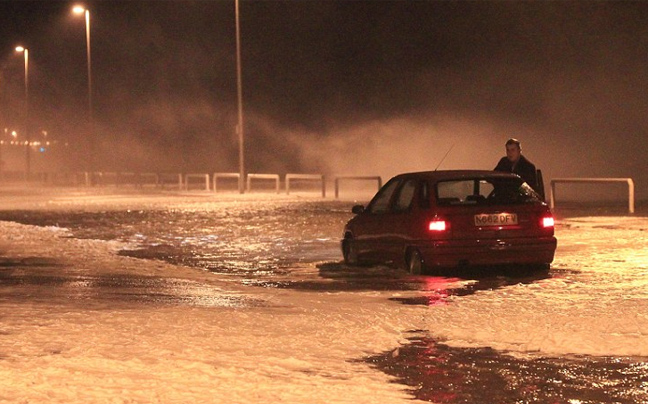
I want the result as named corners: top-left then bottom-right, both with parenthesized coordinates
top-left (351, 205), bottom-right (365, 214)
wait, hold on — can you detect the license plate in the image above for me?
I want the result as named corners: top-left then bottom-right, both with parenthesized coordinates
top-left (474, 213), bottom-right (518, 226)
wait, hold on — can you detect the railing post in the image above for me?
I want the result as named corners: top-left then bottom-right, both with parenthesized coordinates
top-left (628, 178), bottom-right (635, 214)
top-left (335, 178), bottom-right (340, 199)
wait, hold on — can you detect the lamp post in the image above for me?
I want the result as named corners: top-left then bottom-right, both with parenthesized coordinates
top-left (15, 46), bottom-right (30, 179)
top-left (72, 5), bottom-right (94, 178)
top-left (235, 0), bottom-right (245, 193)
top-left (0, 129), bottom-right (4, 177)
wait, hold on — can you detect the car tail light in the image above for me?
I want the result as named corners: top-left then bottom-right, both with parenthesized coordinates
top-left (542, 216), bottom-right (555, 228)
top-left (428, 220), bottom-right (447, 232)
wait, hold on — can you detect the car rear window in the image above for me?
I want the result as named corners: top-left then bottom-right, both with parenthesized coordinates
top-left (435, 178), bottom-right (542, 206)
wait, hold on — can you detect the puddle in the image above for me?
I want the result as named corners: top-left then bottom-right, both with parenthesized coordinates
top-left (0, 272), bottom-right (264, 308)
top-left (261, 262), bottom-right (555, 307)
top-left (391, 269), bottom-right (554, 306)
top-left (365, 334), bottom-right (648, 404)
top-left (0, 256), bottom-right (64, 268)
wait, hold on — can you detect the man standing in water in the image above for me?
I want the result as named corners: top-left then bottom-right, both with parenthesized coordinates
top-left (494, 138), bottom-right (539, 192)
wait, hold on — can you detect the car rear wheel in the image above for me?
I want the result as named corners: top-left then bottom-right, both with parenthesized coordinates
top-left (406, 249), bottom-right (425, 275)
top-left (342, 239), bottom-right (359, 265)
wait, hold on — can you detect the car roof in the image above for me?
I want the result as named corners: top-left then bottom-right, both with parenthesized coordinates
top-left (390, 170), bottom-right (521, 182)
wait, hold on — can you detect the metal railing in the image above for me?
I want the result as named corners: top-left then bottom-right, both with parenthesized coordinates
top-left (334, 176), bottom-right (382, 199)
top-left (285, 174), bottom-right (326, 197)
top-left (184, 173), bottom-right (210, 191)
top-left (159, 173), bottom-right (183, 190)
top-left (247, 173), bottom-right (280, 193)
top-left (138, 173), bottom-right (160, 187)
top-left (0, 171), bottom-right (391, 199)
top-left (550, 177), bottom-right (635, 214)
top-left (213, 172), bottom-right (241, 193)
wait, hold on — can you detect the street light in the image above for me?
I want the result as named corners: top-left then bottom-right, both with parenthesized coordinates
top-left (72, 5), bottom-right (94, 177)
top-left (0, 129), bottom-right (4, 176)
top-left (235, 0), bottom-right (245, 193)
top-left (15, 46), bottom-right (30, 178)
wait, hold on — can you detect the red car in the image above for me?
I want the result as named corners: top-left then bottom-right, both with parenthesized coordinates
top-left (341, 170), bottom-right (557, 274)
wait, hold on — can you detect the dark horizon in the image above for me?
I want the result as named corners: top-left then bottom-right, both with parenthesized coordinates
top-left (1, 1), bottom-right (647, 197)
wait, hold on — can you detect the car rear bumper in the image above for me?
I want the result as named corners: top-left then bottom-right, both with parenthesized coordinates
top-left (417, 236), bottom-right (557, 268)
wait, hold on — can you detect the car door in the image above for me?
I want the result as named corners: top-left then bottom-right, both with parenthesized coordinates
top-left (351, 178), bottom-right (402, 262)
top-left (383, 178), bottom-right (420, 262)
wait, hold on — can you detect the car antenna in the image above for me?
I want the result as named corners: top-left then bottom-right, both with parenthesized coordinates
top-left (434, 143), bottom-right (455, 171)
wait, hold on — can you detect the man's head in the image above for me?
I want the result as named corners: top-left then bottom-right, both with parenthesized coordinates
top-left (505, 138), bottom-right (522, 164)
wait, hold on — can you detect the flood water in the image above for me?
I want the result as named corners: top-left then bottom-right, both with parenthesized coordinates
top-left (1, 199), bottom-right (647, 403)
top-left (0, 200), bottom-right (351, 278)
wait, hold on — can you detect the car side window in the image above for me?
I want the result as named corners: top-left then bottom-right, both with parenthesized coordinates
top-left (393, 179), bottom-right (417, 212)
top-left (367, 179), bottom-right (401, 214)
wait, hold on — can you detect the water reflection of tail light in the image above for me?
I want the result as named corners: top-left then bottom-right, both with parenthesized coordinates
top-left (542, 216), bottom-right (555, 228)
top-left (428, 220), bottom-right (447, 232)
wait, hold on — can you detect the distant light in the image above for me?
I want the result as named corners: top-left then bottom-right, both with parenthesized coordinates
top-left (72, 5), bottom-right (86, 14)
top-left (15, 46), bottom-right (25, 53)
top-left (11, 131), bottom-right (17, 138)
top-left (39, 147), bottom-right (46, 153)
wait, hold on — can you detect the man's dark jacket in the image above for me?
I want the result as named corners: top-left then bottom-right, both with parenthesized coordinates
top-left (494, 155), bottom-right (539, 192)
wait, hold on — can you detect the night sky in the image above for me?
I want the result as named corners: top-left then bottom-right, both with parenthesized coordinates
top-left (1, 1), bottom-right (647, 198)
